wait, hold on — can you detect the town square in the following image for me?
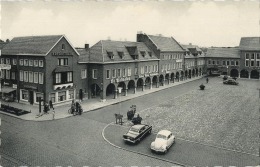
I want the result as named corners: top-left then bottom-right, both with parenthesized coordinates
top-left (0, 1), bottom-right (259, 167)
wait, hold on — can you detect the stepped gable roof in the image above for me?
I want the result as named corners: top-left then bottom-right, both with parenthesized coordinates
top-left (79, 40), bottom-right (159, 63)
top-left (1, 35), bottom-right (79, 56)
top-left (147, 34), bottom-right (185, 52)
top-left (239, 37), bottom-right (260, 51)
top-left (205, 47), bottom-right (240, 58)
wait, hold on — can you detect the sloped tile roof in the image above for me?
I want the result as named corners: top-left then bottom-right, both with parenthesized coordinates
top-left (239, 37), bottom-right (260, 50)
top-left (147, 35), bottom-right (185, 52)
top-left (182, 44), bottom-right (205, 58)
top-left (205, 47), bottom-right (240, 58)
top-left (79, 40), bottom-right (159, 63)
top-left (1, 35), bottom-right (63, 55)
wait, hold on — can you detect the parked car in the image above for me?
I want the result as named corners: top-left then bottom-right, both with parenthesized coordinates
top-left (123, 124), bottom-right (152, 144)
top-left (151, 130), bottom-right (175, 153)
top-left (223, 75), bottom-right (228, 80)
top-left (223, 79), bottom-right (239, 85)
top-left (131, 113), bottom-right (142, 125)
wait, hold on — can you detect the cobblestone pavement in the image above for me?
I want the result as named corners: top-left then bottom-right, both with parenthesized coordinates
top-left (137, 78), bottom-right (259, 155)
top-left (103, 123), bottom-right (258, 166)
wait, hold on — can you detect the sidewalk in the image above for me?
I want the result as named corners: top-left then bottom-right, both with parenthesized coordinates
top-left (0, 76), bottom-right (204, 121)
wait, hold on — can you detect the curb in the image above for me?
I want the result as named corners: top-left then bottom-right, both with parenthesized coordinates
top-left (101, 122), bottom-right (187, 167)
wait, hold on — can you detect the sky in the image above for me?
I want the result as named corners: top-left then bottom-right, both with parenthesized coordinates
top-left (0, 0), bottom-right (260, 48)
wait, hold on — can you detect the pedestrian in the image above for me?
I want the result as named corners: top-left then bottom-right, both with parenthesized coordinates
top-left (52, 108), bottom-right (55, 120)
top-left (206, 77), bottom-right (209, 83)
top-left (44, 103), bottom-right (49, 114)
top-left (49, 100), bottom-right (53, 110)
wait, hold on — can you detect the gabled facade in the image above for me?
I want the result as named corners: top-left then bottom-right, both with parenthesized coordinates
top-left (1, 35), bottom-right (86, 106)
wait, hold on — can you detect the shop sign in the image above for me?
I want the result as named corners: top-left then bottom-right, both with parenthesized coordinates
top-left (51, 52), bottom-right (71, 56)
top-left (24, 85), bottom-right (37, 90)
top-left (110, 77), bottom-right (131, 83)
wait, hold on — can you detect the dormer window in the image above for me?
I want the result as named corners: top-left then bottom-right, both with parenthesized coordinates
top-left (148, 52), bottom-right (152, 57)
top-left (107, 51), bottom-right (114, 59)
top-left (62, 44), bottom-right (65, 50)
top-left (118, 52), bottom-right (124, 59)
top-left (140, 51), bottom-right (146, 57)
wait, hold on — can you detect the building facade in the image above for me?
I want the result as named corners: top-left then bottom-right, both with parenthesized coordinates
top-left (1, 35), bottom-right (87, 106)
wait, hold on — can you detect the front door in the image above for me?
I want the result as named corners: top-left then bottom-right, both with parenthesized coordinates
top-left (29, 91), bottom-right (34, 105)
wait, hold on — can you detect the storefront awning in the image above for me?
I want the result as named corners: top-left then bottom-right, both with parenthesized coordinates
top-left (1, 87), bottom-right (16, 93)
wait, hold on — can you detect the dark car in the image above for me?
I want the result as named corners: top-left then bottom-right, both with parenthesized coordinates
top-left (123, 124), bottom-right (152, 144)
top-left (223, 79), bottom-right (239, 85)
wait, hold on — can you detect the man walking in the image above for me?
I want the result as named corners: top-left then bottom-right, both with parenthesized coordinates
top-left (206, 77), bottom-right (209, 83)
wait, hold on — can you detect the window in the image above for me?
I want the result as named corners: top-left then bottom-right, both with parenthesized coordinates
top-left (39, 72), bottom-right (44, 84)
top-left (20, 59), bottom-right (24, 66)
top-left (50, 93), bottom-right (55, 103)
top-left (231, 61), bottom-right (235, 66)
top-left (81, 69), bottom-right (87, 79)
top-left (141, 67), bottom-right (144, 74)
top-left (245, 53), bottom-right (249, 59)
top-left (117, 69), bottom-right (121, 77)
top-left (212, 60), bottom-right (215, 65)
top-left (236, 61), bottom-right (239, 66)
top-left (216, 61), bottom-right (219, 65)
top-left (251, 53), bottom-right (255, 60)
top-left (29, 60), bottom-right (33, 66)
top-left (251, 61), bottom-right (254, 67)
top-left (128, 68), bottom-right (131, 76)
top-left (257, 61), bottom-right (260, 67)
top-left (58, 91), bottom-right (66, 102)
top-left (62, 44), bottom-right (65, 50)
top-left (245, 60), bottom-right (249, 67)
top-left (145, 66), bottom-right (148, 73)
top-left (39, 60), bottom-right (44, 67)
top-left (11, 72), bottom-right (15, 80)
top-left (20, 70), bottom-right (24, 81)
top-left (21, 90), bottom-right (28, 100)
top-left (13, 59), bottom-right (17, 65)
top-left (67, 72), bottom-right (72, 82)
top-left (29, 71), bottom-right (33, 83)
top-left (24, 59), bottom-right (28, 66)
top-left (106, 70), bottom-right (110, 79)
top-left (140, 51), bottom-right (146, 57)
top-left (6, 70), bottom-right (10, 79)
top-left (112, 69), bottom-right (116, 78)
top-left (34, 72), bottom-right (38, 83)
top-left (58, 58), bottom-right (68, 66)
top-left (24, 71), bottom-right (28, 82)
top-left (167, 64), bottom-right (170, 70)
top-left (6, 58), bottom-right (10, 64)
top-left (34, 60), bottom-right (38, 67)
top-left (148, 52), bottom-right (152, 57)
top-left (257, 53), bottom-right (260, 59)
top-left (122, 68), bottom-right (126, 77)
top-left (118, 52), bottom-right (124, 58)
top-left (107, 52), bottom-right (114, 59)
top-left (227, 61), bottom-right (230, 66)
top-left (223, 61), bottom-right (226, 66)
top-left (208, 60), bottom-right (211, 65)
top-left (1, 58), bottom-right (4, 64)
top-left (92, 69), bottom-right (97, 79)
top-left (156, 65), bottom-right (158, 72)
top-left (55, 73), bottom-right (61, 83)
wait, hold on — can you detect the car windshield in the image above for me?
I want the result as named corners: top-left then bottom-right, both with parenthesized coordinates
top-left (156, 134), bottom-right (167, 140)
top-left (129, 127), bottom-right (139, 133)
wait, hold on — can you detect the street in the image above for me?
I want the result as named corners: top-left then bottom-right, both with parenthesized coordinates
top-left (1, 77), bottom-right (258, 167)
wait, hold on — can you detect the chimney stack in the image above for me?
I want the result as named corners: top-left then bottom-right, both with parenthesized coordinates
top-left (85, 44), bottom-right (89, 50)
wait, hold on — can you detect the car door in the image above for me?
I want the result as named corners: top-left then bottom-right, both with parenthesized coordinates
top-left (168, 133), bottom-right (174, 146)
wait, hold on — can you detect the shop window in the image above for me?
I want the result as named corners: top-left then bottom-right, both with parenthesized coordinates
top-left (58, 91), bottom-right (66, 102)
top-left (69, 90), bottom-right (74, 99)
top-left (21, 90), bottom-right (28, 100)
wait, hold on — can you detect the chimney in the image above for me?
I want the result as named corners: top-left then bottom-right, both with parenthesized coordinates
top-left (85, 44), bottom-right (89, 50)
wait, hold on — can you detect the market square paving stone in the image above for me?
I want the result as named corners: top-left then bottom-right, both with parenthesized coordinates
top-left (139, 78), bottom-right (259, 155)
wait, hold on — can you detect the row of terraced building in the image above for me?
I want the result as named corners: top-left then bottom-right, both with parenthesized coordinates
top-left (0, 32), bottom-right (259, 107)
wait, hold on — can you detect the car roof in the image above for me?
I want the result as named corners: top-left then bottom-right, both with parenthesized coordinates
top-left (158, 130), bottom-right (172, 136)
top-left (131, 124), bottom-right (146, 130)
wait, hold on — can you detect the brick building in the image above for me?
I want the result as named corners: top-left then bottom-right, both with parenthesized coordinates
top-left (78, 40), bottom-right (159, 101)
top-left (239, 37), bottom-right (260, 79)
top-left (205, 47), bottom-right (240, 76)
top-left (137, 33), bottom-right (188, 85)
top-left (0, 35), bottom-right (87, 106)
